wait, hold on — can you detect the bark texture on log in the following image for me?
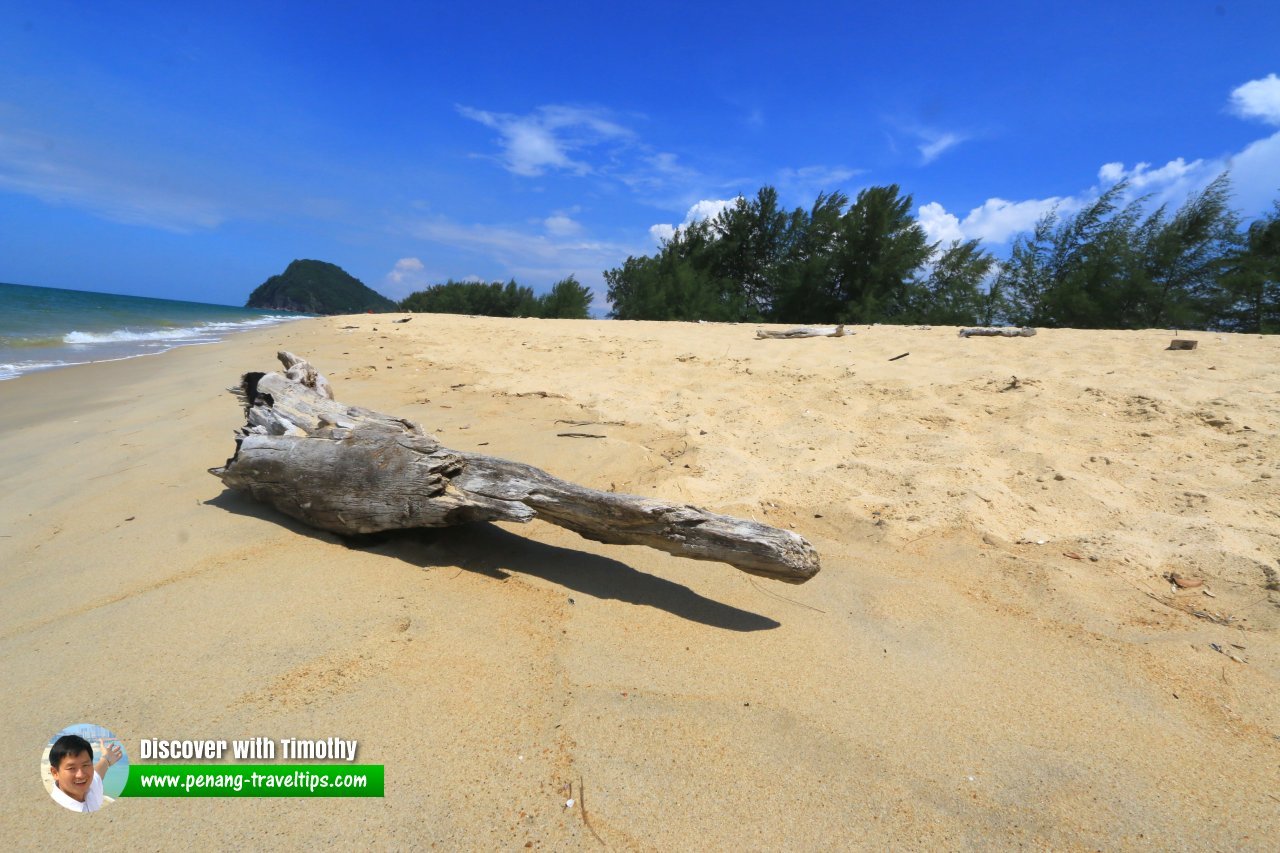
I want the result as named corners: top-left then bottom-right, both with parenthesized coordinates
top-left (958, 327), bottom-right (1037, 338)
top-left (211, 353), bottom-right (820, 584)
top-left (756, 324), bottom-right (848, 339)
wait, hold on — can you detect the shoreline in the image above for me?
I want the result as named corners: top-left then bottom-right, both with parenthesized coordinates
top-left (3, 314), bottom-right (1277, 847)
top-left (0, 338), bottom-right (221, 382)
top-left (0, 315), bottom-right (307, 383)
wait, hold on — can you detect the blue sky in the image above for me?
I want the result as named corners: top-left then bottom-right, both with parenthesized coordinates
top-left (2, 1), bottom-right (1279, 311)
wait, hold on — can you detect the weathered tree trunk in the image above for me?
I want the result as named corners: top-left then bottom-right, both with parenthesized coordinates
top-left (756, 324), bottom-right (848, 339)
top-left (958, 327), bottom-right (1037, 338)
top-left (210, 353), bottom-right (820, 584)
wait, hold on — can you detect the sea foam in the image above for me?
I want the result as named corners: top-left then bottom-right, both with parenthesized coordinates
top-left (63, 316), bottom-right (289, 344)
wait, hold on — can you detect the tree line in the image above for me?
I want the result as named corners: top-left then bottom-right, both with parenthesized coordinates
top-left (399, 275), bottom-right (593, 319)
top-left (604, 179), bottom-right (1280, 332)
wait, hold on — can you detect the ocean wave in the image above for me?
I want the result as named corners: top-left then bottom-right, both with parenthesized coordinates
top-left (0, 335), bottom-right (69, 349)
top-left (0, 313), bottom-right (301, 380)
top-left (0, 359), bottom-right (72, 380)
top-left (63, 315), bottom-right (291, 344)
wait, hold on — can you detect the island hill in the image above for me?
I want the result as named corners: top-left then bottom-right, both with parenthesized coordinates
top-left (247, 259), bottom-right (596, 318)
top-left (246, 260), bottom-right (397, 314)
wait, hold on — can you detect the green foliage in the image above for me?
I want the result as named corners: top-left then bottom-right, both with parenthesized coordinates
top-left (399, 279), bottom-right (539, 317)
top-left (996, 174), bottom-right (1244, 329)
top-left (997, 182), bottom-right (1134, 327)
top-left (1219, 204), bottom-right (1280, 333)
top-left (768, 192), bottom-right (847, 323)
top-left (246, 260), bottom-right (396, 314)
top-left (604, 176), bottom-right (1279, 333)
top-left (904, 240), bottom-right (996, 325)
top-left (398, 275), bottom-right (593, 319)
top-left (830, 185), bottom-right (933, 323)
top-left (606, 184), bottom-right (932, 324)
top-left (1127, 173), bottom-right (1241, 328)
top-left (606, 219), bottom-right (748, 321)
top-left (383, 178), bottom-right (1277, 334)
top-left (709, 187), bottom-right (790, 319)
top-left (537, 275), bottom-right (594, 319)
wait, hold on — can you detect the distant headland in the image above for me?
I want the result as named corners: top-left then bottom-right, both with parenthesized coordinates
top-left (246, 260), bottom-right (397, 315)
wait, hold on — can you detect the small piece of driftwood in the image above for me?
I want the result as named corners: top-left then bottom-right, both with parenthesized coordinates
top-left (756, 324), bottom-right (848, 339)
top-left (210, 352), bottom-right (820, 584)
top-left (958, 327), bottom-right (1037, 338)
top-left (1167, 339), bottom-right (1198, 350)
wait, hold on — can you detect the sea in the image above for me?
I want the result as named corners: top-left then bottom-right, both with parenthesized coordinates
top-left (0, 282), bottom-right (304, 381)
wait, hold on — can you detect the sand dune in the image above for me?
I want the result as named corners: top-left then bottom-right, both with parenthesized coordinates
top-left (2, 316), bottom-right (1277, 848)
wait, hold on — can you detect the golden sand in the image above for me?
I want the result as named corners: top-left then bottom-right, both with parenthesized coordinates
top-left (2, 316), bottom-right (1278, 848)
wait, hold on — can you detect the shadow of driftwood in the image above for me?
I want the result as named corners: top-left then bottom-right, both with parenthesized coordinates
top-left (204, 489), bottom-right (345, 540)
top-left (205, 489), bottom-right (780, 632)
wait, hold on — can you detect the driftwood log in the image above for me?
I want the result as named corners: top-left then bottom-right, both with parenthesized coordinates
top-left (209, 353), bottom-right (820, 584)
top-left (958, 327), bottom-right (1037, 338)
top-left (756, 324), bottom-right (848, 339)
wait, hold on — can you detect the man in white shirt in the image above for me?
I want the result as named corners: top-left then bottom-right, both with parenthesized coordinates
top-left (47, 734), bottom-right (122, 813)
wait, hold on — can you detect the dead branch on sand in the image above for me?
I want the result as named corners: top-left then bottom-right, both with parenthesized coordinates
top-left (210, 352), bottom-right (820, 584)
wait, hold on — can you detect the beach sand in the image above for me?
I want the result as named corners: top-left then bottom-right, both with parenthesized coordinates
top-left (2, 316), bottom-right (1278, 848)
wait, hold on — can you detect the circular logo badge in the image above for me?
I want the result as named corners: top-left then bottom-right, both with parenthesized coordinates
top-left (43, 723), bottom-right (130, 813)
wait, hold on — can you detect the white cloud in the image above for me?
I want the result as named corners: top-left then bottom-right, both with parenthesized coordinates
top-left (1227, 130), bottom-right (1280, 214)
top-left (648, 197), bottom-right (741, 245)
top-left (389, 256), bottom-right (423, 275)
top-left (405, 216), bottom-right (640, 276)
top-left (1222, 75), bottom-right (1280, 214)
top-left (917, 202), bottom-right (965, 245)
top-left (386, 256), bottom-right (424, 282)
top-left (0, 128), bottom-right (223, 232)
top-left (922, 132), bottom-right (1277, 252)
top-left (382, 257), bottom-right (433, 296)
top-left (922, 138), bottom-right (1271, 249)
top-left (394, 212), bottom-right (649, 315)
top-left (645, 152), bottom-right (690, 176)
top-left (457, 104), bottom-right (632, 177)
top-left (649, 223), bottom-right (677, 244)
top-left (457, 104), bottom-right (710, 208)
top-left (922, 132), bottom-right (1279, 248)
top-left (686, 198), bottom-right (737, 222)
top-left (776, 164), bottom-right (861, 200)
top-left (966, 197), bottom-right (1069, 241)
top-left (889, 121), bottom-right (969, 166)
top-left (1097, 155), bottom-right (1237, 212)
top-left (917, 196), bottom-right (1069, 246)
top-left (919, 132), bottom-right (965, 165)
top-left (1098, 162), bottom-right (1125, 183)
top-left (1096, 157), bottom-right (1206, 190)
top-left (543, 214), bottom-right (581, 236)
top-left (614, 151), bottom-right (705, 201)
top-left (778, 165), bottom-right (859, 185)
top-left (1230, 73), bottom-right (1280, 126)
